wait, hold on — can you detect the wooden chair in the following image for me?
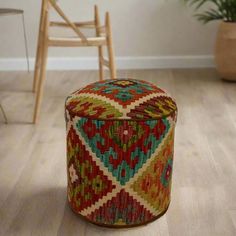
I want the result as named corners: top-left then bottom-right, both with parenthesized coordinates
top-left (33, 0), bottom-right (117, 123)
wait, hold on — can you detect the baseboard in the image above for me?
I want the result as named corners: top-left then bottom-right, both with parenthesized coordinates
top-left (0, 55), bottom-right (215, 71)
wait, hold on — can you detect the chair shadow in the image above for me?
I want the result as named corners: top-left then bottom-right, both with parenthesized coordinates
top-left (0, 89), bottom-right (33, 93)
top-left (0, 121), bottom-right (33, 125)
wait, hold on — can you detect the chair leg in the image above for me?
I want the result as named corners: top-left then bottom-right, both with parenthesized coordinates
top-left (33, 1), bottom-right (45, 93)
top-left (105, 12), bottom-right (117, 79)
top-left (95, 5), bottom-right (104, 81)
top-left (98, 48), bottom-right (104, 81)
top-left (33, 34), bottom-right (43, 93)
top-left (21, 12), bottom-right (30, 72)
top-left (0, 103), bottom-right (8, 124)
top-left (33, 41), bottom-right (48, 124)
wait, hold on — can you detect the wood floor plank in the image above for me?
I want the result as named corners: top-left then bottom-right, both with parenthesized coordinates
top-left (0, 69), bottom-right (236, 236)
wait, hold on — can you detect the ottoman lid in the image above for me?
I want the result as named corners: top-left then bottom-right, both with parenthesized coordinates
top-left (65, 79), bottom-right (177, 120)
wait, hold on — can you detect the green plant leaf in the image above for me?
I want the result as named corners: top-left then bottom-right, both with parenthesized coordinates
top-left (182, 0), bottom-right (236, 23)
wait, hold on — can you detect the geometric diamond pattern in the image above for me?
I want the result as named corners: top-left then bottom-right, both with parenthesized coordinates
top-left (130, 128), bottom-right (174, 212)
top-left (74, 79), bottom-right (164, 107)
top-left (65, 79), bottom-right (177, 227)
top-left (67, 125), bottom-right (116, 212)
top-left (66, 96), bottom-right (123, 120)
top-left (75, 117), bottom-right (171, 185)
top-left (87, 189), bottom-right (155, 226)
top-left (66, 79), bottom-right (177, 120)
top-left (127, 95), bottom-right (178, 120)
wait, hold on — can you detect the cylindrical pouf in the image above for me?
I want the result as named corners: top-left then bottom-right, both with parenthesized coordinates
top-left (65, 79), bottom-right (177, 228)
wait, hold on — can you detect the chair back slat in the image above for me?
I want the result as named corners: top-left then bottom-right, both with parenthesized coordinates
top-left (48, 0), bottom-right (87, 41)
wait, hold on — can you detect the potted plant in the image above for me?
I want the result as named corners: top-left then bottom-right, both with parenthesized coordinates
top-left (184, 0), bottom-right (236, 81)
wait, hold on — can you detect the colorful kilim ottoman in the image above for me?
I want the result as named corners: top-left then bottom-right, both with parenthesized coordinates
top-left (65, 79), bottom-right (177, 228)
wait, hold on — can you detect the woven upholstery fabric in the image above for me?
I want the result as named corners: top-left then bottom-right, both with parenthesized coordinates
top-left (65, 79), bottom-right (177, 227)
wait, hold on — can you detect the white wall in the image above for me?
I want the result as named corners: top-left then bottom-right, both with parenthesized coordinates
top-left (0, 0), bottom-right (218, 70)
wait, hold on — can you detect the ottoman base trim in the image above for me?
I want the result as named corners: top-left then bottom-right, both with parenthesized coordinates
top-left (68, 200), bottom-right (170, 228)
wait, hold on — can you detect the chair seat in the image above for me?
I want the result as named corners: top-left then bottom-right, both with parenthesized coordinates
top-left (48, 36), bottom-right (107, 47)
top-left (0, 9), bottom-right (23, 16)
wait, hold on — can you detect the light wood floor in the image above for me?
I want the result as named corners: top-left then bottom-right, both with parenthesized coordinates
top-left (0, 69), bottom-right (236, 236)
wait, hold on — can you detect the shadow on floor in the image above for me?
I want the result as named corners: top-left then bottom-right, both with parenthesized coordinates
top-left (1, 186), bottom-right (134, 236)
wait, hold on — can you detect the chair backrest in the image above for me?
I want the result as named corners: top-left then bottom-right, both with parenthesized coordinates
top-left (43, 0), bottom-right (87, 41)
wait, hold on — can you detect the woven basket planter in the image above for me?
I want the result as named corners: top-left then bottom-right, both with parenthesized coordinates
top-left (65, 79), bottom-right (177, 227)
top-left (215, 22), bottom-right (236, 81)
